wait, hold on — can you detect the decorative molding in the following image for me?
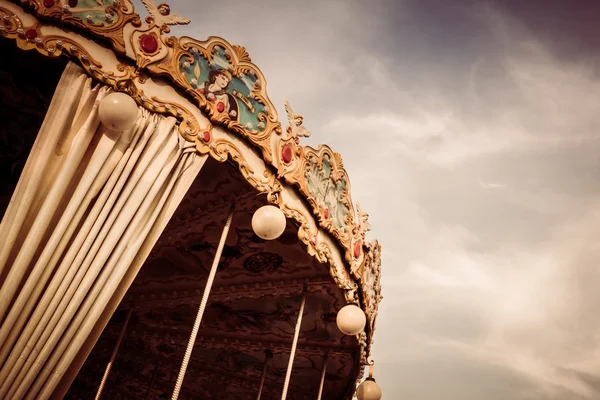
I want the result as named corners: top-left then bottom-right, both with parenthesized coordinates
top-left (147, 36), bottom-right (282, 163)
top-left (119, 277), bottom-right (338, 308)
top-left (12, 0), bottom-right (283, 163)
top-left (360, 239), bottom-right (382, 356)
top-left (0, 3), bottom-right (213, 143)
top-left (276, 140), bottom-right (370, 277)
top-left (16, 0), bottom-right (142, 54)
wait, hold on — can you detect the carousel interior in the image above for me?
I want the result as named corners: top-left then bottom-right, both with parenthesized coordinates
top-left (65, 157), bottom-right (360, 400)
top-left (0, 37), bottom-right (360, 399)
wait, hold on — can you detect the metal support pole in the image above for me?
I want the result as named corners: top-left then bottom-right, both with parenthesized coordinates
top-left (171, 205), bottom-right (235, 400)
top-left (94, 307), bottom-right (133, 400)
top-left (256, 349), bottom-right (273, 400)
top-left (281, 291), bottom-right (306, 400)
top-left (316, 350), bottom-right (329, 400)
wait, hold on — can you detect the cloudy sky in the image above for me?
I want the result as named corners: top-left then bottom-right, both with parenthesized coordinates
top-left (150, 1), bottom-right (600, 398)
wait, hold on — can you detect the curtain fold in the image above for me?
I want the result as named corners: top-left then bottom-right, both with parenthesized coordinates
top-left (0, 62), bottom-right (208, 399)
top-left (52, 148), bottom-right (206, 399)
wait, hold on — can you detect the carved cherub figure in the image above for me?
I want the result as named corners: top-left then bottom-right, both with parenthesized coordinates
top-left (140, 0), bottom-right (190, 30)
top-left (284, 100), bottom-right (311, 143)
top-left (356, 202), bottom-right (372, 233)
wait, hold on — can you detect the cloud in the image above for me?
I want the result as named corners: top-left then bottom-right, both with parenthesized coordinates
top-left (479, 181), bottom-right (507, 189)
top-left (372, 203), bottom-right (600, 399)
top-left (357, 4), bottom-right (600, 400)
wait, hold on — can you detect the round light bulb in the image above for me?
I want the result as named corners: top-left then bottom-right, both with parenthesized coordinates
top-left (336, 304), bottom-right (366, 335)
top-left (356, 378), bottom-right (382, 400)
top-left (251, 205), bottom-right (286, 240)
top-left (99, 92), bottom-right (139, 132)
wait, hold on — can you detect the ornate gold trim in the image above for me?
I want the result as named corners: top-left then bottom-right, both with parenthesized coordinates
top-left (17, 0), bottom-right (142, 54)
top-left (13, 0), bottom-right (283, 163)
top-left (360, 239), bottom-right (383, 355)
top-left (146, 35), bottom-right (282, 163)
top-left (276, 139), bottom-right (371, 278)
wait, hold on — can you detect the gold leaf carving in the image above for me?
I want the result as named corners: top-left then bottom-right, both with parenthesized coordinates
top-left (232, 44), bottom-right (251, 62)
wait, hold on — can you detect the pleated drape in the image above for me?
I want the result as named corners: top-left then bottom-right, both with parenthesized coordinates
top-left (0, 63), bottom-right (208, 399)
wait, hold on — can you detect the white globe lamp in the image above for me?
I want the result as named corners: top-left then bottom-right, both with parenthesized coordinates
top-left (356, 378), bottom-right (382, 400)
top-left (252, 205), bottom-right (286, 240)
top-left (99, 92), bottom-right (139, 132)
top-left (336, 304), bottom-right (366, 335)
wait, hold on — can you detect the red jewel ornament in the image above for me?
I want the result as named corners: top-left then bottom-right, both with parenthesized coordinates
top-left (25, 29), bottom-right (37, 40)
top-left (202, 131), bottom-right (211, 142)
top-left (216, 102), bottom-right (225, 113)
top-left (43, 0), bottom-right (54, 7)
top-left (353, 241), bottom-right (362, 259)
top-left (281, 144), bottom-right (293, 163)
top-left (139, 34), bottom-right (158, 54)
top-left (69, 0), bottom-right (78, 7)
top-left (323, 208), bottom-right (329, 219)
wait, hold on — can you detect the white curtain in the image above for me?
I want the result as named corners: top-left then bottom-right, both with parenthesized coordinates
top-left (0, 62), bottom-right (208, 399)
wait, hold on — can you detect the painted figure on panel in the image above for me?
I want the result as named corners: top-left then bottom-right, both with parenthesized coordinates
top-left (306, 153), bottom-right (350, 230)
top-left (180, 45), bottom-right (269, 131)
top-left (199, 69), bottom-right (239, 117)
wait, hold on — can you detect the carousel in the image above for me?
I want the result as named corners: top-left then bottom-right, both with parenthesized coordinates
top-left (0, 1), bottom-right (383, 399)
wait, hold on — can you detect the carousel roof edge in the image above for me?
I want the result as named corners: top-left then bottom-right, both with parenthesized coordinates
top-left (1, 0), bottom-right (383, 354)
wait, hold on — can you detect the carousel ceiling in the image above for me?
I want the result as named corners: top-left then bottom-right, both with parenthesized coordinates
top-left (66, 158), bottom-right (360, 400)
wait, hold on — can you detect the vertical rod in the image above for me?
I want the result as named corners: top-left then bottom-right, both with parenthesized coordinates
top-left (171, 205), bottom-right (235, 400)
top-left (94, 307), bottom-right (133, 400)
top-left (281, 291), bottom-right (306, 400)
top-left (256, 349), bottom-right (273, 400)
top-left (316, 351), bottom-right (329, 400)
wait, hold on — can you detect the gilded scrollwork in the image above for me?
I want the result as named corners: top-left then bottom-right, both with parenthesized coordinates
top-left (361, 239), bottom-right (382, 355)
top-left (12, 0), bottom-right (283, 163)
top-left (356, 202), bottom-right (372, 233)
top-left (284, 100), bottom-right (311, 142)
top-left (15, 0), bottom-right (141, 53)
top-left (146, 36), bottom-right (282, 163)
top-left (139, 0), bottom-right (189, 33)
top-left (276, 142), bottom-right (369, 272)
top-left (0, 6), bottom-right (103, 67)
top-left (0, 6), bottom-right (212, 142)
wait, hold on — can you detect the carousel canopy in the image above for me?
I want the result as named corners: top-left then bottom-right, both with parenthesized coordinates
top-left (0, 1), bottom-right (383, 399)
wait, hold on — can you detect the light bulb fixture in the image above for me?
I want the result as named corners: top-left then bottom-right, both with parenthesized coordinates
top-left (355, 362), bottom-right (382, 400)
top-left (336, 304), bottom-right (366, 336)
top-left (251, 205), bottom-right (286, 240)
top-left (98, 92), bottom-right (139, 132)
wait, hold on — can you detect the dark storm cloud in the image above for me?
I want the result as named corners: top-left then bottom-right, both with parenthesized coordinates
top-left (492, 0), bottom-right (600, 61)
